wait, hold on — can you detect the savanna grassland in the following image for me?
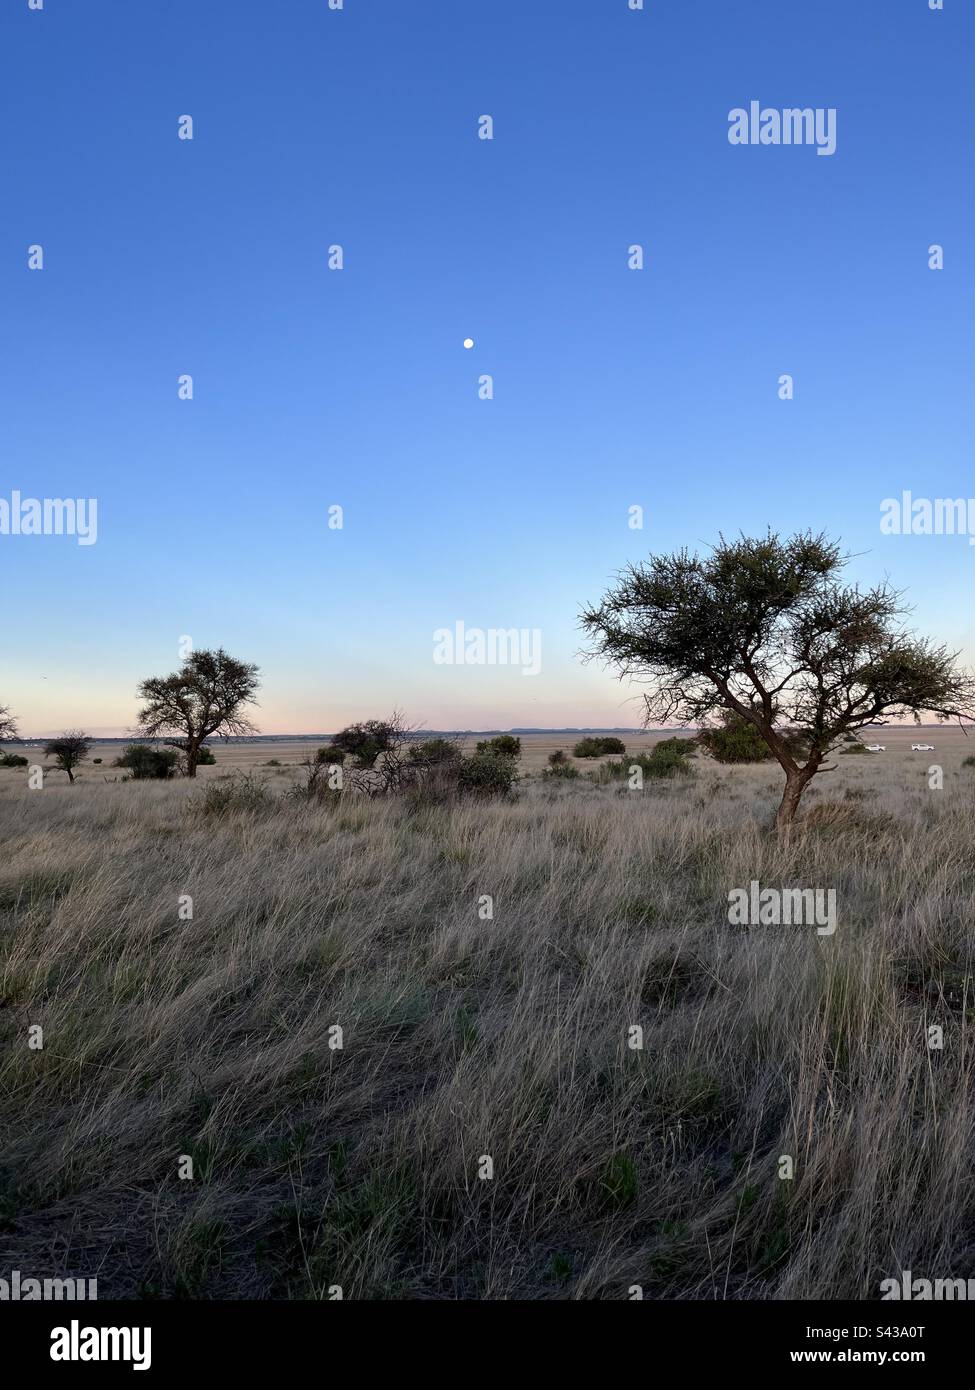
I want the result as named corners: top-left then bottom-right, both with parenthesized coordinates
top-left (1, 729), bottom-right (973, 1300)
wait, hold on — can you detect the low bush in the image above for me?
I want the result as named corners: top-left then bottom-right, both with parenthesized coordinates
top-left (114, 744), bottom-right (180, 780)
top-left (291, 758), bottom-right (343, 805)
top-left (407, 738), bottom-right (462, 766)
top-left (543, 761), bottom-right (580, 780)
top-left (574, 738), bottom-right (602, 758)
top-left (698, 713), bottom-right (809, 765)
top-left (475, 735), bottom-right (521, 758)
top-left (455, 750), bottom-right (519, 798)
top-left (0, 753), bottom-right (28, 768)
top-left (602, 739), bottom-right (696, 782)
top-left (329, 721), bottom-right (397, 768)
top-left (199, 772), bottom-right (273, 817)
top-left (573, 736), bottom-right (627, 758)
top-left (315, 746), bottom-right (346, 765)
top-left (596, 736), bottom-right (626, 755)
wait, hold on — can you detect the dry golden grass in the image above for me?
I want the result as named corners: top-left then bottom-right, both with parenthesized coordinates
top-left (1, 737), bottom-right (973, 1299)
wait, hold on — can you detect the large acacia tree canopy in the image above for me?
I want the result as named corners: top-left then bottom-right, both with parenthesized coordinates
top-left (581, 531), bottom-right (975, 754)
top-left (136, 648), bottom-right (260, 746)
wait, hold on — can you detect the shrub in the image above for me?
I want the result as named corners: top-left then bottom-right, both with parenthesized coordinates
top-left (573, 736), bottom-right (627, 758)
top-left (196, 747), bottom-right (217, 766)
top-left (603, 740), bottom-right (696, 782)
top-left (456, 750), bottom-right (519, 798)
top-left (400, 762), bottom-right (467, 807)
top-left (114, 744), bottom-right (180, 780)
top-left (963, 757), bottom-right (975, 769)
top-left (329, 721), bottom-right (397, 768)
top-left (298, 725), bottom-right (469, 803)
top-left (697, 712), bottom-right (808, 764)
top-left (653, 736), bottom-right (695, 761)
top-left (0, 753), bottom-right (28, 768)
top-left (548, 749), bottom-right (568, 766)
top-left (475, 735), bottom-right (521, 758)
top-left (315, 746), bottom-right (346, 765)
top-left (407, 738), bottom-right (462, 766)
top-left (543, 761), bottom-right (580, 780)
top-left (595, 736), bottom-right (626, 754)
top-left (291, 757), bottom-right (343, 804)
top-left (199, 772), bottom-right (273, 817)
top-left (92, 757), bottom-right (102, 764)
top-left (642, 744), bottom-right (695, 779)
top-left (574, 737), bottom-right (601, 758)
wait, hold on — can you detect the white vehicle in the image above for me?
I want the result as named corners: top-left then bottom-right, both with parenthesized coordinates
top-left (865, 744), bottom-right (886, 752)
top-left (911, 743), bottom-right (935, 752)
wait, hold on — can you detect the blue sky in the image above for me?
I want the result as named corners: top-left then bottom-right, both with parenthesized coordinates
top-left (3, 0), bottom-right (972, 735)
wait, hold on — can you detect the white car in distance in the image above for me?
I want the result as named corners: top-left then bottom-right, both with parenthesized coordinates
top-left (911, 743), bottom-right (935, 752)
top-left (864, 744), bottom-right (886, 752)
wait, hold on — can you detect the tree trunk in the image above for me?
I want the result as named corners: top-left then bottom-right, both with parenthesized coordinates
top-left (775, 772), bottom-right (809, 838)
top-left (66, 767), bottom-right (74, 783)
top-left (185, 740), bottom-right (200, 778)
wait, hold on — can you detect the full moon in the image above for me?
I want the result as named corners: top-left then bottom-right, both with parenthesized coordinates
top-left (463, 338), bottom-right (474, 349)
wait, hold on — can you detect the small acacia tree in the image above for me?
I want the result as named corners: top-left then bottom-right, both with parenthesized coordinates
top-left (582, 531), bottom-right (975, 835)
top-left (136, 647), bottom-right (260, 777)
top-left (0, 704), bottom-right (18, 746)
top-left (44, 731), bottom-right (92, 783)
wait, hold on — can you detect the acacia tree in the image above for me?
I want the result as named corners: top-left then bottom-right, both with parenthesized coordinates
top-left (582, 531), bottom-right (975, 836)
top-left (44, 731), bottom-right (91, 782)
top-left (0, 705), bottom-right (18, 745)
top-left (136, 648), bottom-right (260, 777)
